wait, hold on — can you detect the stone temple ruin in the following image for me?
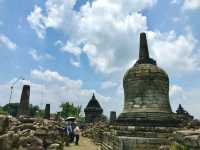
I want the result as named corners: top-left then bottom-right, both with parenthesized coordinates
top-left (117, 33), bottom-right (179, 127)
top-left (176, 104), bottom-right (193, 124)
top-left (18, 85), bottom-right (30, 116)
top-left (101, 33), bottom-right (181, 150)
top-left (44, 104), bottom-right (51, 119)
top-left (84, 93), bottom-right (103, 123)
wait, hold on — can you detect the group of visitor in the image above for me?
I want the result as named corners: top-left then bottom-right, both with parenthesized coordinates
top-left (64, 120), bottom-right (81, 145)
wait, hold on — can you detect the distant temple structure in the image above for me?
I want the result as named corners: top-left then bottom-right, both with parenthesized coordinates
top-left (84, 93), bottom-right (103, 123)
top-left (44, 104), bottom-right (51, 119)
top-left (18, 85), bottom-right (30, 116)
top-left (176, 104), bottom-right (193, 121)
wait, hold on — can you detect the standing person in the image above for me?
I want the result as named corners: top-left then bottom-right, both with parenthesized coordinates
top-left (64, 121), bottom-right (72, 145)
top-left (67, 122), bottom-right (74, 143)
top-left (71, 121), bottom-right (76, 143)
top-left (74, 125), bottom-right (81, 145)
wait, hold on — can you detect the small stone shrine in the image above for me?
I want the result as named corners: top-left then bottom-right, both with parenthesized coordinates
top-left (84, 93), bottom-right (103, 123)
top-left (176, 104), bottom-right (193, 122)
top-left (101, 33), bottom-right (180, 150)
top-left (44, 104), bottom-right (51, 119)
top-left (18, 85), bottom-right (30, 116)
top-left (109, 111), bottom-right (116, 124)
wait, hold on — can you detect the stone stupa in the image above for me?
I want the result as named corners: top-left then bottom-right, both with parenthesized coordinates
top-left (117, 32), bottom-right (177, 127)
top-left (101, 33), bottom-right (180, 150)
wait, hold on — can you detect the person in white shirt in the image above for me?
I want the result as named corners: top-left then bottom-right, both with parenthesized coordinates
top-left (74, 126), bottom-right (81, 145)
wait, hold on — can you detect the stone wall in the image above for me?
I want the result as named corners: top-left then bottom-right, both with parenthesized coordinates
top-left (171, 129), bottom-right (200, 150)
top-left (0, 115), bottom-right (67, 150)
top-left (100, 126), bottom-right (174, 150)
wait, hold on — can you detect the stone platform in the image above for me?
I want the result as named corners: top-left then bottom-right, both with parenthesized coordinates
top-left (101, 125), bottom-right (177, 150)
top-left (117, 112), bottom-right (179, 127)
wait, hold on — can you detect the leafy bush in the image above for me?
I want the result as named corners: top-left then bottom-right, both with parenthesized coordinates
top-left (60, 102), bottom-right (81, 118)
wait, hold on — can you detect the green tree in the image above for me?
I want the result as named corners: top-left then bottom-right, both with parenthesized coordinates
top-left (3, 103), bottom-right (19, 116)
top-left (60, 102), bottom-right (82, 118)
top-left (29, 104), bottom-right (40, 117)
top-left (0, 106), bottom-right (8, 115)
top-left (35, 109), bottom-right (45, 118)
top-left (2, 103), bottom-right (41, 117)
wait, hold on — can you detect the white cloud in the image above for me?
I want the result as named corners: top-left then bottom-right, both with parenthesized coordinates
top-left (29, 49), bottom-right (54, 61)
top-left (0, 34), bottom-right (17, 50)
top-left (27, 0), bottom-right (200, 76)
top-left (169, 84), bottom-right (200, 119)
top-left (0, 69), bottom-right (111, 114)
top-left (170, 84), bottom-right (186, 102)
top-left (70, 58), bottom-right (80, 68)
top-left (26, 0), bottom-right (200, 117)
top-left (148, 30), bottom-right (200, 73)
top-left (27, 0), bottom-right (78, 39)
top-left (27, 5), bottom-right (46, 39)
top-left (30, 69), bottom-right (111, 113)
top-left (27, 0), bottom-right (156, 73)
top-left (101, 81), bottom-right (117, 89)
top-left (183, 0), bottom-right (200, 10)
top-left (61, 41), bottom-right (81, 56)
top-left (54, 40), bottom-right (63, 47)
top-left (170, 0), bottom-right (182, 5)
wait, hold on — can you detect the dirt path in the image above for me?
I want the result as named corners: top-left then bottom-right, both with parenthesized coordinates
top-left (64, 136), bottom-right (100, 150)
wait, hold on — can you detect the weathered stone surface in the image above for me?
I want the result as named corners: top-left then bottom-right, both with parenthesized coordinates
top-left (82, 121), bottom-right (109, 145)
top-left (0, 115), bottom-right (66, 150)
top-left (117, 32), bottom-right (178, 127)
top-left (18, 85), bottom-right (30, 116)
top-left (172, 129), bottom-right (200, 149)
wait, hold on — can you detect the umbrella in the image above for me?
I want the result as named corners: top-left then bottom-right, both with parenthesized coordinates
top-left (66, 117), bottom-right (76, 121)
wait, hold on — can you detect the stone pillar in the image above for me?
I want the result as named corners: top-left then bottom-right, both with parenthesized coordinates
top-left (44, 104), bottom-right (50, 119)
top-left (18, 85), bottom-right (30, 116)
top-left (110, 111), bottom-right (116, 123)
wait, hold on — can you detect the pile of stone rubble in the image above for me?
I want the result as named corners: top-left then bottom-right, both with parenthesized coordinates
top-left (171, 128), bottom-right (200, 150)
top-left (82, 121), bottom-right (109, 145)
top-left (0, 115), bottom-right (67, 150)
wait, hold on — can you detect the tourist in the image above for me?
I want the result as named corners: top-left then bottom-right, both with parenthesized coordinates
top-left (74, 125), bottom-right (81, 145)
top-left (71, 121), bottom-right (76, 142)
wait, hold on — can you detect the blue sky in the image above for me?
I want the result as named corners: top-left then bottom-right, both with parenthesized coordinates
top-left (0, 0), bottom-right (200, 118)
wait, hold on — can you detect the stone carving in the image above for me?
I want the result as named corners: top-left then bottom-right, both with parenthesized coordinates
top-left (84, 93), bottom-right (103, 123)
top-left (44, 104), bottom-right (50, 120)
top-left (18, 85), bottom-right (30, 116)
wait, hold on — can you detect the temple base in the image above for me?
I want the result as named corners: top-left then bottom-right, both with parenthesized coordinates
top-left (117, 112), bottom-right (180, 127)
top-left (101, 125), bottom-right (178, 150)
